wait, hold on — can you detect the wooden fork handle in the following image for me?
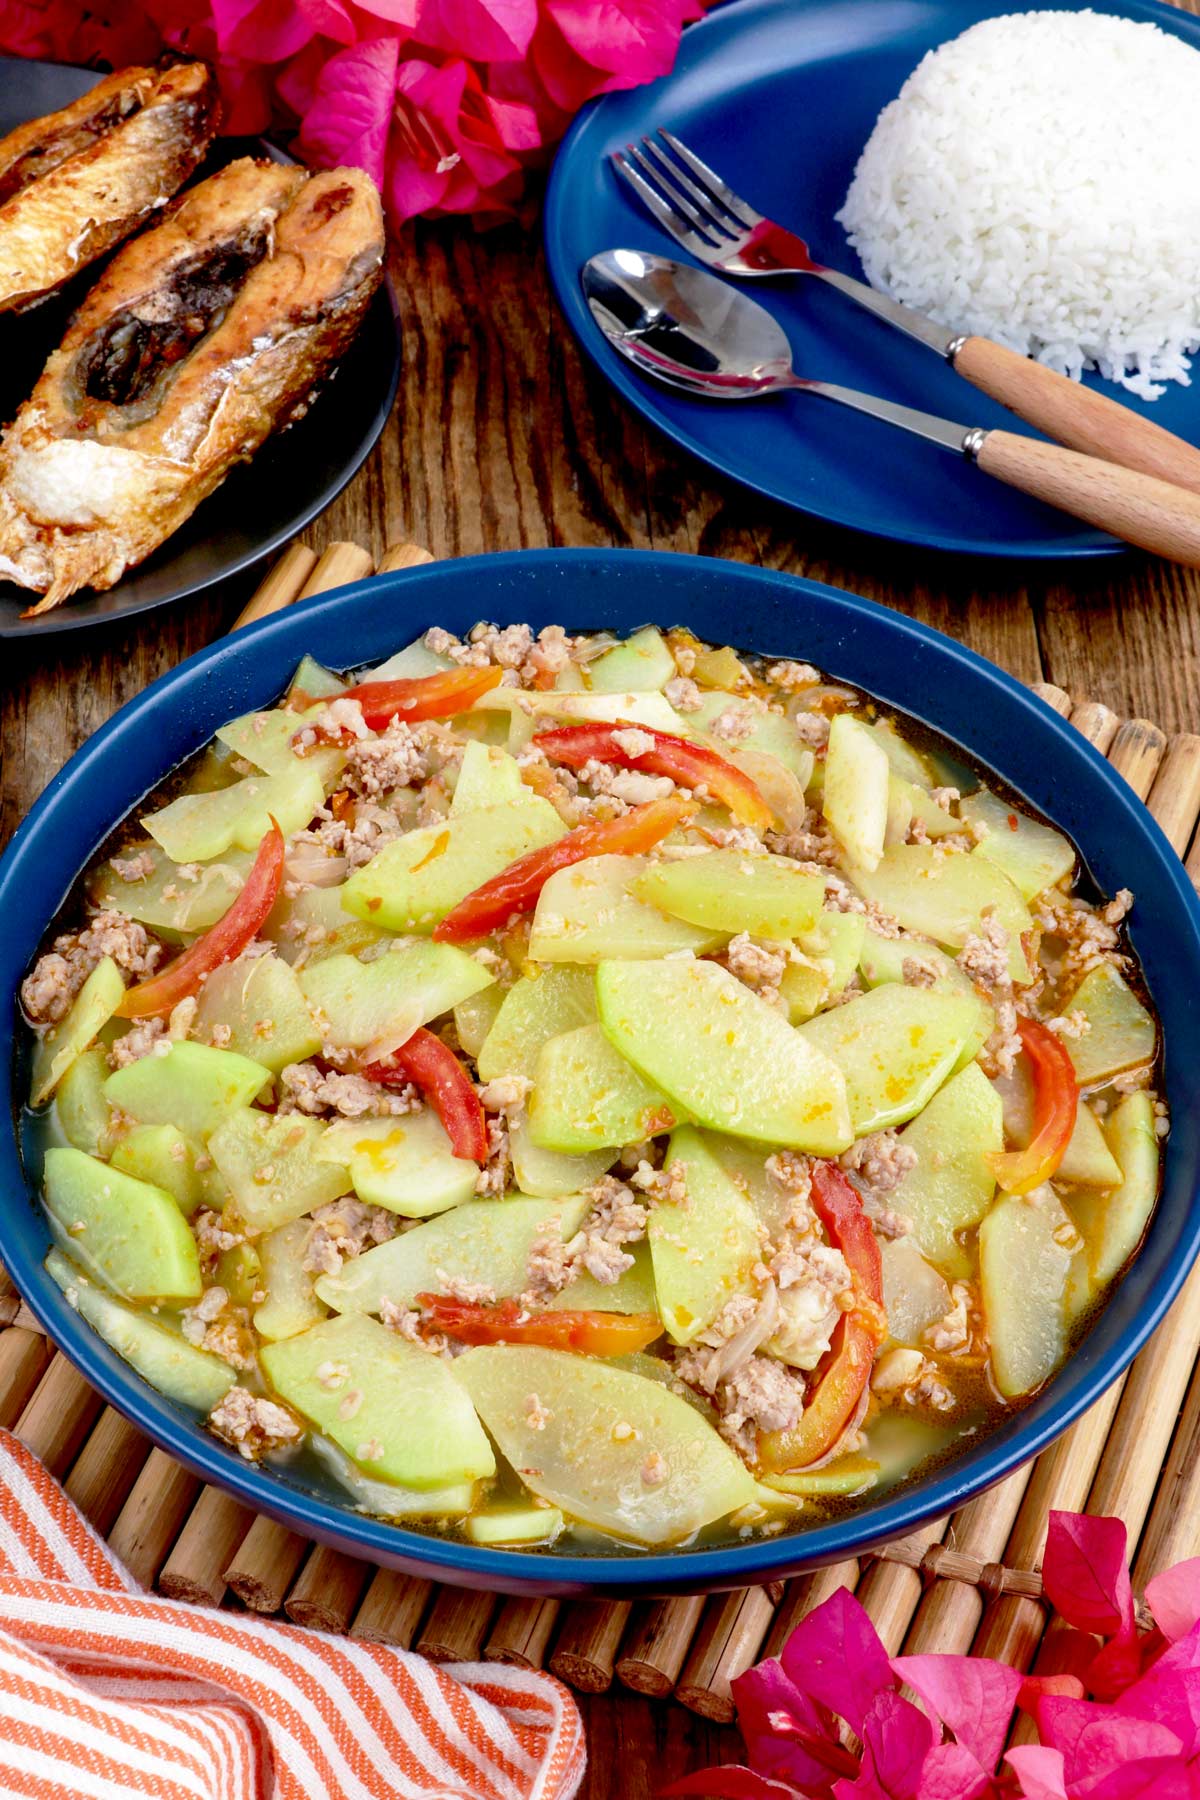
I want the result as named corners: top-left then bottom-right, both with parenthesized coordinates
top-left (954, 336), bottom-right (1200, 498)
top-left (976, 430), bottom-right (1200, 566)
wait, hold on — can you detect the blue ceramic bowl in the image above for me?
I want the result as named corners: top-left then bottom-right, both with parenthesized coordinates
top-left (3, 550), bottom-right (1198, 1598)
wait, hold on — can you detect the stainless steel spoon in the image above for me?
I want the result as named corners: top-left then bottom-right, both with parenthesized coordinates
top-left (581, 249), bottom-right (1200, 567)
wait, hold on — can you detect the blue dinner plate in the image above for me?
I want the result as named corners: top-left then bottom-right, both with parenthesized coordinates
top-left (545, 0), bottom-right (1200, 560)
top-left (3, 550), bottom-right (1200, 1596)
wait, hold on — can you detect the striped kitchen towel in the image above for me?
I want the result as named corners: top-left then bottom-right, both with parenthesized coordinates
top-left (0, 1429), bottom-right (585, 1800)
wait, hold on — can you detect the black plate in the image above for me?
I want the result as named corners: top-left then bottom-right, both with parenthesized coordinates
top-left (0, 57), bottom-right (399, 638)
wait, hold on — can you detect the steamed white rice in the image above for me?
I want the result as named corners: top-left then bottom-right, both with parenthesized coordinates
top-left (836, 10), bottom-right (1200, 400)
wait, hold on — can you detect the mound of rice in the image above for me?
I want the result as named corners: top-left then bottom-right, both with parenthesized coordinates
top-left (836, 10), bottom-right (1200, 401)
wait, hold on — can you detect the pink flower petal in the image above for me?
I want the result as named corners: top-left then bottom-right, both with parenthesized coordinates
top-left (858, 1691), bottom-right (935, 1800)
top-left (916, 1743), bottom-right (992, 1800)
top-left (732, 1657), bottom-right (854, 1792)
top-left (297, 36), bottom-right (399, 188)
top-left (1147, 1560), bottom-right (1200, 1644)
top-left (545, 0), bottom-right (691, 78)
top-left (212, 0), bottom-right (351, 60)
top-left (1017, 1674), bottom-right (1088, 1712)
top-left (1087, 1630), bottom-right (1147, 1703)
top-left (780, 1588), bottom-right (895, 1736)
top-left (1036, 1694), bottom-right (1183, 1782)
top-left (1114, 1662), bottom-right (1200, 1757)
top-left (410, 0), bottom-right (538, 61)
top-left (891, 1654), bottom-right (1022, 1770)
top-left (1082, 1761), bottom-right (1197, 1800)
top-left (352, 0), bottom-right (421, 27)
top-left (1004, 1746), bottom-right (1069, 1800)
top-left (1042, 1513), bottom-right (1134, 1640)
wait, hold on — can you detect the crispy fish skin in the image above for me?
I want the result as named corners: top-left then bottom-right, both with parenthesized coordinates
top-left (0, 159), bottom-right (386, 613)
top-left (0, 61), bottom-right (220, 313)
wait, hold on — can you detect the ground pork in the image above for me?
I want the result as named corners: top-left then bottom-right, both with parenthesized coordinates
top-left (425, 622), bottom-right (581, 688)
top-left (578, 758), bottom-right (675, 808)
top-left (314, 801), bottom-right (405, 870)
top-left (766, 1244), bottom-right (853, 1371)
top-left (110, 849), bottom-right (156, 882)
top-left (435, 1272), bottom-right (496, 1304)
top-left (924, 1281), bottom-right (983, 1359)
top-left (563, 1176), bottom-right (648, 1285)
top-left (724, 933), bottom-right (790, 1007)
top-left (523, 1232), bottom-right (574, 1302)
top-left (902, 955), bottom-right (939, 988)
top-left (524, 1393), bottom-right (551, 1431)
top-left (475, 1116), bottom-right (512, 1197)
top-left (106, 1017), bottom-right (167, 1068)
top-left (192, 1210), bottom-right (244, 1265)
top-left (477, 1074), bottom-right (532, 1116)
top-left (303, 1199), bottom-right (398, 1274)
top-left (342, 721), bottom-right (428, 799)
top-left (708, 708), bottom-right (757, 747)
top-left (766, 660), bottom-right (820, 691)
top-left (279, 1064), bottom-right (420, 1118)
top-left (1035, 888), bottom-right (1133, 982)
top-left (870, 1347), bottom-right (956, 1412)
top-left (629, 1158), bottom-right (689, 1208)
top-left (715, 1356), bottom-right (806, 1459)
top-left (22, 910), bottom-right (162, 1025)
top-left (958, 909), bottom-right (1020, 1077)
top-left (664, 675), bottom-right (702, 713)
top-left (209, 1387), bottom-right (304, 1460)
top-left (1045, 1009), bottom-right (1090, 1040)
top-left (840, 1129), bottom-right (919, 1196)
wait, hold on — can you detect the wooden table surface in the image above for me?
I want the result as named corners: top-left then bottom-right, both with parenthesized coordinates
top-left (4, 190), bottom-right (1200, 1796)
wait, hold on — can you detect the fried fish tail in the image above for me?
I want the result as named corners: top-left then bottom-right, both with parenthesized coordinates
top-left (0, 61), bottom-right (220, 313)
top-left (0, 158), bottom-right (386, 613)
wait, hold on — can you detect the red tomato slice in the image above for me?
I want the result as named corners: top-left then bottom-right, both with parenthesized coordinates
top-left (532, 721), bottom-right (772, 829)
top-left (759, 1162), bottom-right (887, 1474)
top-left (115, 821), bottom-right (285, 1019)
top-left (431, 796), bottom-right (692, 943)
top-left (417, 1294), bottom-right (661, 1356)
top-left (293, 666), bottom-right (505, 743)
top-left (364, 1027), bottom-right (488, 1162)
top-left (988, 1015), bottom-right (1079, 1195)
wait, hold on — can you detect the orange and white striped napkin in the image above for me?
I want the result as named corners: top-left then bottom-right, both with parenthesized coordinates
top-left (0, 1428), bottom-right (585, 1800)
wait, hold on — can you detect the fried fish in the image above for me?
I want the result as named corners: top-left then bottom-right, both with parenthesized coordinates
top-left (0, 61), bottom-right (220, 313)
top-left (0, 157), bottom-right (386, 613)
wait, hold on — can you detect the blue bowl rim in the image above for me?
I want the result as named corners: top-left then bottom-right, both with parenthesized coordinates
top-left (3, 546), bottom-right (1199, 1597)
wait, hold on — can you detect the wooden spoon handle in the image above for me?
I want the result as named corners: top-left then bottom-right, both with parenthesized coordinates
top-left (954, 337), bottom-right (1200, 497)
top-left (976, 430), bottom-right (1200, 565)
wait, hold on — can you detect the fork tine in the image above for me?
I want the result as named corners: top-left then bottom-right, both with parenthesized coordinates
top-left (624, 143), bottom-right (730, 245)
top-left (639, 138), bottom-right (741, 243)
top-left (612, 147), bottom-right (724, 253)
top-left (610, 151), bottom-right (719, 259)
top-left (656, 128), bottom-right (763, 230)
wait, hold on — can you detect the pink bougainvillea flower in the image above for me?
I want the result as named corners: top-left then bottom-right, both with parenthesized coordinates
top-left (1005, 1744), bottom-right (1070, 1800)
top-left (848, 1690), bottom-right (937, 1800)
top-left (211, 0), bottom-right (354, 61)
top-left (731, 1655), bottom-right (857, 1791)
top-left (780, 1588), bottom-right (895, 1739)
top-left (297, 34), bottom-right (399, 188)
top-left (408, 0), bottom-right (538, 62)
top-left (1042, 1513), bottom-right (1135, 1641)
top-left (0, 0), bottom-right (159, 65)
top-left (891, 1654), bottom-right (1023, 1772)
top-left (1147, 1559), bottom-right (1200, 1644)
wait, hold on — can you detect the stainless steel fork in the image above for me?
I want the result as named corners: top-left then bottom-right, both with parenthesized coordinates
top-left (610, 129), bottom-right (1200, 499)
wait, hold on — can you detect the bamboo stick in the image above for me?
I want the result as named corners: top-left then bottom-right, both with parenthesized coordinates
top-left (64, 1408), bottom-right (150, 1535)
top-left (762, 1559), bottom-right (860, 1662)
top-left (350, 1571), bottom-right (433, 1649)
top-left (223, 1515), bottom-right (308, 1613)
top-left (1067, 700), bottom-right (1120, 752)
top-left (486, 1597), bottom-right (560, 1670)
top-left (285, 1545), bottom-right (368, 1633)
top-left (296, 541), bottom-right (375, 601)
top-left (1132, 1348), bottom-right (1200, 1583)
top-left (1030, 683), bottom-right (1072, 718)
top-left (15, 1353), bottom-right (102, 1473)
top-left (0, 1327), bottom-right (54, 1428)
top-left (970, 1382), bottom-right (1124, 1669)
top-left (230, 541), bottom-right (319, 629)
top-left (902, 1472), bottom-right (1033, 1656)
top-left (158, 1488), bottom-right (253, 1606)
top-left (107, 1450), bottom-right (201, 1589)
top-left (1087, 1261), bottom-right (1200, 1536)
top-left (549, 1600), bottom-right (633, 1693)
top-left (856, 1522), bottom-right (948, 1655)
top-left (417, 1584), bottom-right (501, 1664)
top-left (617, 1596), bottom-right (706, 1696)
top-left (1145, 735), bottom-right (1200, 854)
top-left (674, 1586), bottom-right (782, 1721)
top-left (376, 542), bottom-right (435, 574)
top-left (1105, 718), bottom-right (1167, 799)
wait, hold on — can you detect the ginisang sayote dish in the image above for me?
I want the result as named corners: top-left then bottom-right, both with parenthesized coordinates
top-left (19, 620), bottom-right (1164, 1554)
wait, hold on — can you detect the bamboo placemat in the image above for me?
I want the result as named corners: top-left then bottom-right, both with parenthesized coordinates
top-left (4, 536), bottom-right (1200, 1724)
